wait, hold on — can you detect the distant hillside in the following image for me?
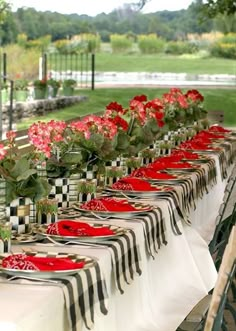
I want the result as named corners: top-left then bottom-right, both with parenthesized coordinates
top-left (0, 1), bottom-right (234, 45)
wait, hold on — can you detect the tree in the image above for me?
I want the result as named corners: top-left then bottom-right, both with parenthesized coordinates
top-left (129, 0), bottom-right (150, 11)
top-left (0, 0), bottom-right (11, 23)
top-left (201, 0), bottom-right (236, 18)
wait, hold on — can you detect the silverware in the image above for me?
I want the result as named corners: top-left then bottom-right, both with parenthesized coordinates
top-left (44, 236), bottom-right (108, 249)
top-left (8, 275), bottom-right (59, 284)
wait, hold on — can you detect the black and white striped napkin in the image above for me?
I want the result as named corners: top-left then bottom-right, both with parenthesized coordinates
top-left (132, 207), bottom-right (168, 258)
top-left (0, 251), bottom-right (108, 331)
top-left (54, 262), bottom-right (108, 331)
top-left (82, 229), bottom-right (142, 294)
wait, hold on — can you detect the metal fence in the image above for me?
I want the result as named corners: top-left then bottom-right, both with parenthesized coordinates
top-left (43, 52), bottom-right (95, 89)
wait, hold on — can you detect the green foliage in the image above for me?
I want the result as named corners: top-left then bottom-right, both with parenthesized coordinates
top-left (33, 79), bottom-right (47, 89)
top-left (3, 44), bottom-right (40, 80)
top-left (110, 34), bottom-right (133, 53)
top-left (17, 33), bottom-right (27, 47)
top-left (201, 0), bottom-right (236, 18)
top-left (62, 79), bottom-right (77, 88)
top-left (47, 78), bottom-right (61, 88)
top-left (137, 34), bottom-right (165, 54)
top-left (14, 79), bottom-right (28, 91)
top-left (0, 0), bottom-right (11, 23)
top-left (211, 42), bottom-right (236, 59)
top-left (0, 156), bottom-right (51, 204)
top-left (53, 34), bottom-right (100, 54)
top-left (165, 41), bottom-right (199, 55)
top-left (2, 3), bottom-right (236, 46)
top-left (210, 33), bottom-right (236, 58)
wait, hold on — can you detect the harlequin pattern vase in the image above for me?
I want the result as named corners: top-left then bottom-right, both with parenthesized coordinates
top-left (36, 198), bottom-right (58, 225)
top-left (6, 197), bottom-right (32, 234)
top-left (48, 178), bottom-right (70, 208)
top-left (77, 179), bottom-right (97, 203)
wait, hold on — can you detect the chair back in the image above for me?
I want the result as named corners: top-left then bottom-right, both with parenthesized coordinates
top-left (209, 164), bottom-right (236, 262)
top-left (204, 226), bottom-right (236, 331)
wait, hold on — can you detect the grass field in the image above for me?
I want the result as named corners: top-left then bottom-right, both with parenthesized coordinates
top-left (94, 53), bottom-right (236, 75)
top-left (17, 87), bottom-right (236, 130)
top-left (48, 52), bottom-right (236, 75)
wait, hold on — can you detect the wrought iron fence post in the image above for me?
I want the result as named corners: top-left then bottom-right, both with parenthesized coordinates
top-left (91, 53), bottom-right (95, 90)
top-left (8, 80), bottom-right (14, 131)
top-left (3, 53), bottom-right (6, 84)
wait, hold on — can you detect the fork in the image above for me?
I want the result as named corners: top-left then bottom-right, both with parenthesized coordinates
top-left (8, 275), bottom-right (59, 284)
top-left (44, 235), bottom-right (108, 249)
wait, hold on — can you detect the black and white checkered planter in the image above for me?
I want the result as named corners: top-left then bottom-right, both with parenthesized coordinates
top-left (105, 166), bottom-right (124, 186)
top-left (48, 177), bottom-right (70, 208)
top-left (36, 198), bottom-right (58, 225)
top-left (37, 211), bottom-right (58, 225)
top-left (105, 157), bottom-right (124, 167)
top-left (81, 165), bottom-right (98, 181)
top-left (77, 179), bottom-right (97, 203)
top-left (69, 174), bottom-right (81, 205)
top-left (6, 197), bottom-right (32, 234)
top-left (0, 222), bottom-right (11, 253)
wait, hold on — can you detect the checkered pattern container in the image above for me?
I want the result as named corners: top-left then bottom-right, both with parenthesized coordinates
top-left (78, 192), bottom-right (96, 203)
top-left (81, 165), bottom-right (98, 181)
top-left (6, 197), bottom-right (32, 234)
top-left (37, 211), bottom-right (58, 225)
top-left (105, 157), bottom-right (124, 167)
top-left (48, 178), bottom-right (70, 208)
top-left (77, 179), bottom-right (97, 203)
top-left (69, 174), bottom-right (81, 205)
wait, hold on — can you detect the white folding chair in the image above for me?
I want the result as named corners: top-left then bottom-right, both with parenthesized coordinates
top-left (177, 226), bottom-right (236, 331)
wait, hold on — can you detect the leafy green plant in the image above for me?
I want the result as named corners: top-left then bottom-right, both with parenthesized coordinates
top-left (33, 79), bottom-right (47, 89)
top-left (0, 81), bottom-right (8, 90)
top-left (14, 79), bottom-right (29, 91)
top-left (47, 78), bottom-right (61, 88)
top-left (0, 131), bottom-right (51, 204)
top-left (62, 79), bottom-right (77, 88)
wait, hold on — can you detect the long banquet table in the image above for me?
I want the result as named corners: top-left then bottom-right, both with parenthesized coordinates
top-left (0, 134), bottom-right (235, 331)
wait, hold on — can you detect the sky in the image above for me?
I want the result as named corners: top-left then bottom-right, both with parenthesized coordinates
top-left (11, 0), bottom-right (194, 16)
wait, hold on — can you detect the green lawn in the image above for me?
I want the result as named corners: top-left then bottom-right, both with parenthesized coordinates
top-left (48, 53), bottom-right (236, 75)
top-left (17, 87), bottom-right (236, 130)
top-left (95, 53), bottom-right (236, 75)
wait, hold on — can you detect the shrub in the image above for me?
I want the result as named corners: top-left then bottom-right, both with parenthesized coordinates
top-left (210, 33), bottom-right (236, 59)
top-left (165, 41), bottom-right (199, 55)
top-left (3, 44), bottom-right (40, 80)
top-left (137, 34), bottom-right (165, 54)
top-left (211, 42), bottom-right (236, 59)
top-left (110, 34), bottom-right (133, 53)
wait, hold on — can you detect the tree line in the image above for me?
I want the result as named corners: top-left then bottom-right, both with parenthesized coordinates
top-left (0, 0), bottom-right (235, 45)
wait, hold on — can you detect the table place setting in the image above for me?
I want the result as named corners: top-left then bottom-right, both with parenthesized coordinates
top-left (0, 249), bottom-right (109, 331)
top-left (32, 218), bottom-right (143, 295)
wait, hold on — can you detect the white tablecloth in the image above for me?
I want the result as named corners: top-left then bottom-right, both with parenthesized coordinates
top-left (0, 155), bottom-right (229, 331)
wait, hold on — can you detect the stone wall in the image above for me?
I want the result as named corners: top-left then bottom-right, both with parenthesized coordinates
top-left (2, 95), bottom-right (88, 130)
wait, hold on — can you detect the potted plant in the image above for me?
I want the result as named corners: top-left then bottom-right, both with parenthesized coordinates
top-left (14, 79), bottom-right (29, 102)
top-left (33, 79), bottom-right (48, 100)
top-left (62, 79), bottom-right (76, 96)
top-left (0, 131), bottom-right (51, 233)
top-left (47, 78), bottom-right (61, 98)
top-left (28, 120), bottom-right (87, 208)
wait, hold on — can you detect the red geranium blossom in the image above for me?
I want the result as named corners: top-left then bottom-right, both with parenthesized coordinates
top-left (185, 89), bottom-right (204, 102)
